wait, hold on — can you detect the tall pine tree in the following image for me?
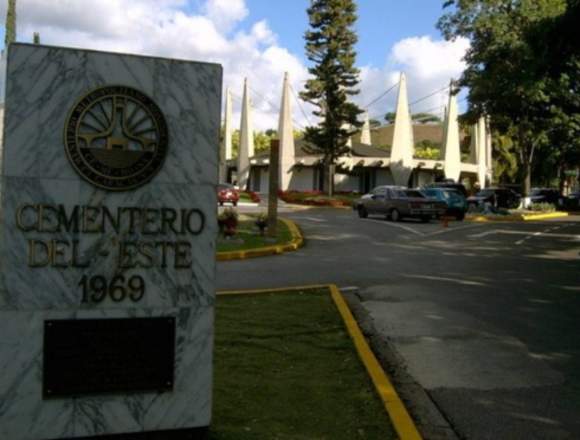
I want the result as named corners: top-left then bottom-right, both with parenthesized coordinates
top-left (300, 0), bottom-right (362, 196)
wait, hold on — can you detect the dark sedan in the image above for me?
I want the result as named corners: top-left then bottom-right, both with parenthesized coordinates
top-left (530, 188), bottom-right (562, 205)
top-left (354, 186), bottom-right (446, 222)
top-left (565, 191), bottom-right (580, 210)
top-left (467, 188), bottom-right (521, 209)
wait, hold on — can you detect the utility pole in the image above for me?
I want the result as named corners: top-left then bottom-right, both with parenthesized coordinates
top-left (267, 139), bottom-right (279, 237)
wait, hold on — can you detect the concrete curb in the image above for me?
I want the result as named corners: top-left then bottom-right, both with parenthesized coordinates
top-left (217, 284), bottom-right (423, 440)
top-left (216, 218), bottom-right (303, 261)
top-left (467, 211), bottom-right (569, 222)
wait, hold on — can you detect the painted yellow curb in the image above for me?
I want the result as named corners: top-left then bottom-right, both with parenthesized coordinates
top-left (217, 284), bottom-right (423, 440)
top-left (521, 211), bottom-right (569, 221)
top-left (216, 218), bottom-right (303, 261)
top-left (328, 285), bottom-right (423, 440)
top-left (467, 211), bottom-right (568, 222)
top-left (217, 284), bottom-right (329, 296)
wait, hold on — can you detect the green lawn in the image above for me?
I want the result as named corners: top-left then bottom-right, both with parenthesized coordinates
top-left (217, 217), bottom-right (293, 253)
top-left (211, 289), bottom-right (396, 440)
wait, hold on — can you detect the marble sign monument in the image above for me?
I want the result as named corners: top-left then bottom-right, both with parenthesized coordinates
top-left (0, 43), bottom-right (222, 439)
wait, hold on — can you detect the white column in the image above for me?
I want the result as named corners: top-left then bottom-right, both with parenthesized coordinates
top-left (237, 78), bottom-right (254, 190)
top-left (278, 72), bottom-right (295, 191)
top-left (390, 72), bottom-right (414, 186)
top-left (360, 111), bottom-right (371, 145)
top-left (476, 117), bottom-right (487, 188)
top-left (485, 117), bottom-right (493, 185)
top-left (220, 87), bottom-right (233, 182)
top-left (443, 83), bottom-right (461, 182)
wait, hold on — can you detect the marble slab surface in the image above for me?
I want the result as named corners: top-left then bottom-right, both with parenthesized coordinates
top-left (0, 306), bottom-right (213, 439)
top-left (0, 177), bottom-right (216, 310)
top-left (2, 44), bottom-right (221, 186)
top-left (0, 44), bottom-right (220, 439)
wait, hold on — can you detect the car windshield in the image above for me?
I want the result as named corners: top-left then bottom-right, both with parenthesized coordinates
top-left (405, 190), bottom-right (424, 198)
top-left (441, 190), bottom-right (461, 200)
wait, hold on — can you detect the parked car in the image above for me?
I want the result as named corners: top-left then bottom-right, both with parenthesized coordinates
top-left (424, 180), bottom-right (468, 197)
top-left (529, 188), bottom-right (562, 205)
top-left (354, 186), bottom-right (446, 222)
top-left (217, 183), bottom-right (239, 206)
top-left (421, 187), bottom-right (468, 220)
top-left (565, 191), bottom-right (580, 210)
top-left (467, 188), bottom-right (520, 209)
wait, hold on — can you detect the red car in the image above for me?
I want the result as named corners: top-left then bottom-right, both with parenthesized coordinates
top-left (218, 183), bottom-right (239, 206)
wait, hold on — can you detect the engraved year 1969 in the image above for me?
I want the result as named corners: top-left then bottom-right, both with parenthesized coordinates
top-left (79, 275), bottom-right (145, 304)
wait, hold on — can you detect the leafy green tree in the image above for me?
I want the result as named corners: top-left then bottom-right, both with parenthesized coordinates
top-left (254, 131), bottom-right (276, 154)
top-left (492, 132), bottom-right (520, 184)
top-left (438, 0), bottom-right (570, 198)
top-left (384, 112), bottom-right (396, 124)
top-left (534, 0), bottom-right (580, 190)
top-left (300, 0), bottom-right (363, 196)
top-left (414, 140), bottom-right (442, 160)
top-left (385, 112), bottom-right (441, 125)
top-left (369, 119), bottom-right (381, 128)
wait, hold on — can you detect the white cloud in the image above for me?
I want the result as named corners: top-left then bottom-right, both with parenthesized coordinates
top-left (0, 0), bottom-right (309, 129)
top-left (355, 36), bottom-right (470, 123)
top-left (0, 2), bottom-right (467, 131)
top-left (203, 0), bottom-right (248, 32)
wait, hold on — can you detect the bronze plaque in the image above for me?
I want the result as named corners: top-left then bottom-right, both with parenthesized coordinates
top-left (43, 317), bottom-right (175, 398)
top-left (64, 85), bottom-right (169, 191)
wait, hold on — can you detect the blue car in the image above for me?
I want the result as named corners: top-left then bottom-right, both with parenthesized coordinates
top-left (422, 187), bottom-right (468, 220)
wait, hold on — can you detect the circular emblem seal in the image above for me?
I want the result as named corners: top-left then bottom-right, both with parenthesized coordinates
top-left (64, 85), bottom-right (169, 191)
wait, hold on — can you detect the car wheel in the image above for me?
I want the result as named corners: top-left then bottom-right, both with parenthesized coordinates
top-left (390, 209), bottom-right (400, 222)
top-left (357, 206), bottom-right (368, 218)
top-left (456, 212), bottom-right (465, 221)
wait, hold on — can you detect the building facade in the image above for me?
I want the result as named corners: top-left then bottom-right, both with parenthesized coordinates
top-left (224, 73), bottom-right (493, 194)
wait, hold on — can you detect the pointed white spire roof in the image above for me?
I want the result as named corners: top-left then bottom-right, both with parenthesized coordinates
top-left (224, 87), bottom-right (233, 161)
top-left (278, 72), bottom-right (295, 191)
top-left (476, 116), bottom-right (487, 188)
top-left (237, 78), bottom-right (254, 189)
top-left (485, 116), bottom-right (493, 184)
top-left (390, 72), bottom-right (414, 186)
top-left (360, 111), bottom-right (371, 145)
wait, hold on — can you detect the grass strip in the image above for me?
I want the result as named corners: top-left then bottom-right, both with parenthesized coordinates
top-left (217, 218), bottom-right (293, 253)
top-left (211, 288), bottom-right (396, 439)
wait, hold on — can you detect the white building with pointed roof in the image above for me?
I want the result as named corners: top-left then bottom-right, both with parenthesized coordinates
top-left (223, 73), bottom-right (493, 194)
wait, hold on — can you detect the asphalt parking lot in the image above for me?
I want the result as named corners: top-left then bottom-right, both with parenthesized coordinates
top-left (218, 207), bottom-right (580, 439)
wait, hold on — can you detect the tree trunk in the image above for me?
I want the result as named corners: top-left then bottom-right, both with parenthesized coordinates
top-left (327, 163), bottom-right (335, 197)
top-left (521, 159), bottom-right (532, 208)
top-left (558, 164), bottom-right (566, 195)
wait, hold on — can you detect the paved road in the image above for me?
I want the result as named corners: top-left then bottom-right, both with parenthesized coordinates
top-left (217, 208), bottom-right (580, 439)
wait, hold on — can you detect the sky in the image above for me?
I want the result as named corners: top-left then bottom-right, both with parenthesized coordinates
top-left (0, 0), bottom-right (469, 130)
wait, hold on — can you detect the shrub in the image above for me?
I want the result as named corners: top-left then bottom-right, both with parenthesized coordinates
top-left (529, 202), bottom-right (556, 212)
